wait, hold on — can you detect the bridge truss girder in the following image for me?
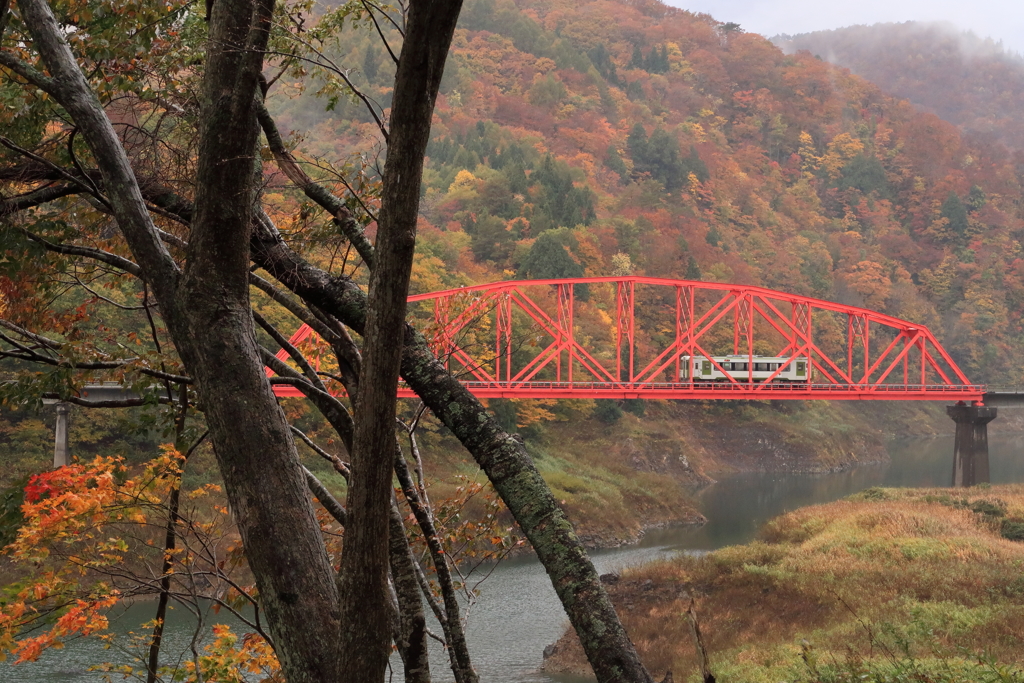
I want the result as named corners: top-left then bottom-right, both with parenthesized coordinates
top-left (269, 277), bottom-right (983, 402)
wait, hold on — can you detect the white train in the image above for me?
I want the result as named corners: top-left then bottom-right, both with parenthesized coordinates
top-left (680, 355), bottom-right (810, 382)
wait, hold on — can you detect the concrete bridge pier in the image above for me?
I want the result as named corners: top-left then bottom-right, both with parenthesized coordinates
top-left (53, 401), bottom-right (70, 468)
top-left (948, 403), bottom-right (997, 487)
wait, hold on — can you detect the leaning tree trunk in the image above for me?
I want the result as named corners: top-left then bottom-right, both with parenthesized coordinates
top-left (249, 213), bottom-right (655, 683)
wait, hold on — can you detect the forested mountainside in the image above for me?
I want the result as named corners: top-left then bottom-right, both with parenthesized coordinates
top-left (773, 22), bottom-right (1024, 152)
top-left (275, 0), bottom-right (1024, 389)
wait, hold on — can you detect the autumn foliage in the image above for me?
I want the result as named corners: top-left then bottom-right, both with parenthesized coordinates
top-left (279, 0), bottom-right (1024, 389)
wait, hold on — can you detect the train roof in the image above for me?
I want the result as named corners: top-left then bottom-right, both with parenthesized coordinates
top-left (680, 354), bottom-right (806, 360)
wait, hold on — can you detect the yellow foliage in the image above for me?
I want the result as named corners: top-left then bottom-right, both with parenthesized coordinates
top-left (820, 132), bottom-right (865, 178)
top-left (410, 253), bottom-right (449, 295)
top-left (448, 169), bottom-right (477, 193)
top-left (511, 398), bottom-right (558, 427)
top-left (611, 252), bottom-right (633, 276)
top-left (664, 43), bottom-right (692, 76)
top-left (534, 57), bottom-right (557, 74)
top-left (797, 131), bottom-right (821, 177)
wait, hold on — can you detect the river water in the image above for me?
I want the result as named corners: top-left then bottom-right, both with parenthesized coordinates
top-left (8, 432), bottom-right (1024, 683)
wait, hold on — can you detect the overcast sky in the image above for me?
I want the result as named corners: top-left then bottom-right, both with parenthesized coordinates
top-left (665, 0), bottom-right (1024, 55)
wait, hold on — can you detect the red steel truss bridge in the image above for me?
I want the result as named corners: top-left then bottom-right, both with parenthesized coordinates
top-left (269, 277), bottom-right (984, 402)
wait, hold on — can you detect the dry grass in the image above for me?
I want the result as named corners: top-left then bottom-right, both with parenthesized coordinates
top-left (542, 485), bottom-right (1024, 682)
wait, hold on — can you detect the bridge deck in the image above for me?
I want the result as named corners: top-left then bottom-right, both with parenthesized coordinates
top-left (272, 382), bottom-right (986, 401)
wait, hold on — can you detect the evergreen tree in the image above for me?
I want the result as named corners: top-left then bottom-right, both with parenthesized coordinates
top-left (629, 43), bottom-right (644, 69)
top-left (628, 125), bottom-right (687, 191)
top-left (686, 255), bottom-right (702, 280)
top-left (681, 146), bottom-right (710, 183)
top-left (518, 228), bottom-right (589, 299)
top-left (490, 399), bottom-right (518, 432)
top-left (706, 225), bottom-right (722, 247)
top-left (594, 400), bottom-right (623, 423)
top-left (588, 43), bottom-right (618, 84)
top-left (622, 398), bottom-right (645, 417)
top-left (941, 191), bottom-right (970, 240)
top-left (643, 44), bottom-right (670, 73)
top-left (837, 154), bottom-right (889, 196)
top-left (533, 155), bottom-right (596, 228)
top-left (520, 230), bottom-right (583, 280)
top-left (605, 145), bottom-right (629, 184)
top-left (626, 123), bottom-right (649, 172)
top-left (503, 160), bottom-right (529, 194)
top-left (646, 126), bottom-right (684, 191)
top-left (362, 47), bottom-right (380, 82)
top-left (967, 185), bottom-right (987, 212)
top-left (471, 214), bottom-right (514, 263)
top-left (643, 47), bottom-right (655, 73)
top-left (614, 219), bottom-right (641, 257)
top-left (625, 80), bottom-right (645, 101)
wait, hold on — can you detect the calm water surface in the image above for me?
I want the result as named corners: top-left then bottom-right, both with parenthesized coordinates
top-left (8, 432), bottom-right (1024, 682)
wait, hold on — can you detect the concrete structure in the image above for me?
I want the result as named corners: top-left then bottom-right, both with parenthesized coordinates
top-left (43, 384), bottom-right (143, 468)
top-left (53, 402), bottom-right (69, 468)
top-left (948, 404), bottom-right (998, 487)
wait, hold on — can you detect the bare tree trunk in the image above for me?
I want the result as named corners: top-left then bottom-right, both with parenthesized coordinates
top-left (335, 1), bottom-right (464, 681)
top-left (395, 443), bottom-right (477, 683)
top-left (389, 496), bottom-right (432, 683)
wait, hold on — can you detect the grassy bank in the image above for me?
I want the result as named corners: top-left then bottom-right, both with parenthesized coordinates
top-left (543, 485), bottom-right (1024, 681)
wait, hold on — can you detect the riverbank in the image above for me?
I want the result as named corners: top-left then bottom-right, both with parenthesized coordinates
top-left (415, 400), bottom-right (967, 548)
top-left (542, 484), bottom-right (1024, 682)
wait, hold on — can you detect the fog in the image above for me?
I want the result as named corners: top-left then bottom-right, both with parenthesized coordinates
top-left (666, 0), bottom-right (1024, 56)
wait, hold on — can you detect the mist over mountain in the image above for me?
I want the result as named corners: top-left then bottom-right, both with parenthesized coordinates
top-left (773, 22), bottom-right (1024, 151)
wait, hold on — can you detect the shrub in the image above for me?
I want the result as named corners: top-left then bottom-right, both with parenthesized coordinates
top-left (594, 400), bottom-right (622, 424)
top-left (1001, 519), bottom-right (1024, 542)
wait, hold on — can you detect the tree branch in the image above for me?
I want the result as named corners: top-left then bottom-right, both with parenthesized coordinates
top-left (252, 309), bottom-right (328, 393)
top-left (41, 393), bottom-right (174, 408)
top-left (0, 183), bottom-right (79, 216)
top-left (249, 272), bottom-right (341, 345)
top-left (291, 425), bottom-right (350, 477)
top-left (261, 348), bottom-right (355, 453)
top-left (361, 0), bottom-right (400, 65)
top-left (255, 105), bottom-right (376, 268)
top-left (0, 49), bottom-right (56, 91)
top-left (19, 227), bottom-right (144, 277)
top-left (18, 0), bottom-right (181, 306)
top-left (303, 465), bottom-right (347, 525)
